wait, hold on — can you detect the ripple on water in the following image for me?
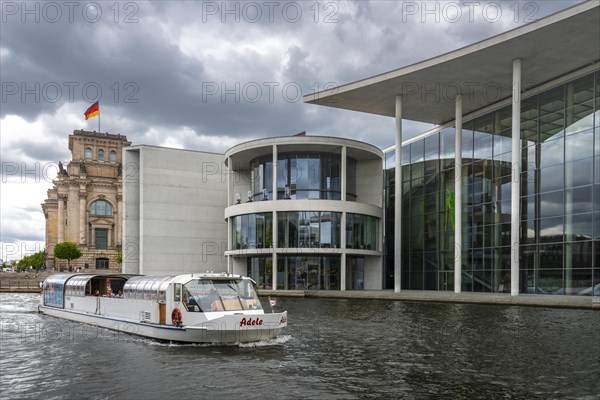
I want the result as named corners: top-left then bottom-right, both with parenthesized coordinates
top-left (1, 294), bottom-right (598, 400)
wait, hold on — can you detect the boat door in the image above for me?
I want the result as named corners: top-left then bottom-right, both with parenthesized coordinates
top-left (159, 304), bottom-right (166, 324)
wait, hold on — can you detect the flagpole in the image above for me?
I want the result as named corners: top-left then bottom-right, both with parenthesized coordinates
top-left (98, 101), bottom-right (101, 132)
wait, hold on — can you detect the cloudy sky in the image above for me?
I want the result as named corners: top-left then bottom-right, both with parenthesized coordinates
top-left (0, 0), bottom-right (584, 261)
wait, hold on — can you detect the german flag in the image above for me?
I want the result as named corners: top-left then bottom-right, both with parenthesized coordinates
top-left (84, 101), bottom-right (99, 120)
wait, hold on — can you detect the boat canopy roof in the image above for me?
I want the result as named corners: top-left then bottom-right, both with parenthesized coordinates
top-left (43, 273), bottom-right (139, 293)
top-left (42, 273), bottom-right (73, 289)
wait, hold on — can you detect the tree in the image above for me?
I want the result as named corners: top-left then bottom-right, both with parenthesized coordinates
top-left (53, 242), bottom-right (82, 272)
top-left (17, 250), bottom-right (44, 271)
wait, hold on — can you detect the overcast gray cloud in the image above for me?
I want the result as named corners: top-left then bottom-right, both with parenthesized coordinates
top-left (0, 0), bottom-right (585, 258)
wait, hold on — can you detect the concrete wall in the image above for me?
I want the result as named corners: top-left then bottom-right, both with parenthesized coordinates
top-left (364, 256), bottom-right (383, 290)
top-left (231, 167), bottom-right (252, 204)
top-left (123, 146), bottom-right (228, 275)
top-left (231, 257), bottom-right (246, 276)
top-left (122, 148), bottom-right (140, 274)
top-left (356, 158), bottom-right (383, 207)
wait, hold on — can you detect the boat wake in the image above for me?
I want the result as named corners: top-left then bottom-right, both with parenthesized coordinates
top-left (142, 334), bottom-right (292, 348)
top-left (239, 334), bottom-right (292, 347)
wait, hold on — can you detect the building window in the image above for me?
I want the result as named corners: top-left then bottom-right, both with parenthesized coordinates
top-left (109, 150), bottom-right (117, 161)
top-left (251, 152), bottom-right (347, 201)
top-left (95, 229), bottom-right (108, 249)
top-left (276, 211), bottom-right (341, 248)
top-left (98, 149), bottom-right (105, 160)
top-left (346, 214), bottom-right (378, 250)
top-left (274, 255), bottom-right (341, 290)
top-left (85, 148), bottom-right (92, 159)
top-left (232, 213), bottom-right (273, 249)
top-left (95, 258), bottom-right (109, 269)
top-left (90, 200), bottom-right (113, 216)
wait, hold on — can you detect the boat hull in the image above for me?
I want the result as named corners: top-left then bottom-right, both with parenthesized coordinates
top-left (39, 305), bottom-right (287, 343)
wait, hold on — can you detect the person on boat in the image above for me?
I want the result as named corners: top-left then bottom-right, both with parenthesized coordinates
top-left (106, 289), bottom-right (114, 297)
top-left (116, 290), bottom-right (123, 298)
top-left (93, 290), bottom-right (100, 296)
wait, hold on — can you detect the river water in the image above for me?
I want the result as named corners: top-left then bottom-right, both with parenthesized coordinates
top-left (0, 293), bottom-right (598, 399)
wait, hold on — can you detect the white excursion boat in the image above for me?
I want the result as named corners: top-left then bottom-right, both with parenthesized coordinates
top-left (38, 273), bottom-right (287, 343)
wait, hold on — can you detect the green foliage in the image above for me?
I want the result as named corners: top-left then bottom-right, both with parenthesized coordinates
top-left (116, 253), bottom-right (123, 264)
top-left (445, 190), bottom-right (455, 230)
top-left (17, 250), bottom-right (45, 271)
top-left (54, 242), bottom-right (82, 271)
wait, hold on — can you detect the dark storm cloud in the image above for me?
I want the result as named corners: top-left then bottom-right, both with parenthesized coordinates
top-left (9, 137), bottom-right (67, 163)
top-left (0, 0), bottom-right (586, 149)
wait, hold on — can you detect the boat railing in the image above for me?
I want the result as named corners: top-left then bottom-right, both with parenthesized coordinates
top-left (0, 279), bottom-right (43, 291)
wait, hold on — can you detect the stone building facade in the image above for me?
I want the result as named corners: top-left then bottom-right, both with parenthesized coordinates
top-left (42, 130), bottom-right (131, 272)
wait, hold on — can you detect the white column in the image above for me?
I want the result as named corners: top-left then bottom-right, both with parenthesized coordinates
top-left (341, 252), bottom-right (347, 291)
top-left (272, 144), bottom-right (278, 289)
top-left (227, 156), bottom-right (233, 206)
top-left (341, 145), bottom-right (348, 290)
top-left (565, 82), bottom-right (575, 295)
top-left (454, 95), bottom-right (463, 293)
top-left (79, 194), bottom-right (86, 244)
top-left (394, 95), bottom-right (403, 293)
top-left (272, 145), bottom-right (277, 200)
top-left (340, 212), bottom-right (347, 291)
top-left (227, 217), bottom-right (232, 274)
top-left (511, 59), bottom-right (522, 296)
top-left (272, 210), bottom-right (278, 290)
top-left (341, 146), bottom-right (347, 201)
top-left (58, 195), bottom-right (65, 243)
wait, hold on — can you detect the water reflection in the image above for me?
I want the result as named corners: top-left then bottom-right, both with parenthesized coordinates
top-left (1, 294), bottom-right (598, 399)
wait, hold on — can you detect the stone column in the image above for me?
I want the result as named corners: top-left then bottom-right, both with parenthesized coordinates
top-left (511, 59), bottom-right (522, 296)
top-left (116, 194), bottom-right (123, 246)
top-left (79, 193), bottom-right (87, 244)
top-left (58, 194), bottom-right (65, 243)
top-left (394, 95), bottom-right (403, 293)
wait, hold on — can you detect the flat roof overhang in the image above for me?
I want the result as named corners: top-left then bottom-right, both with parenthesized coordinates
top-left (304, 1), bottom-right (600, 125)
top-left (225, 136), bottom-right (383, 168)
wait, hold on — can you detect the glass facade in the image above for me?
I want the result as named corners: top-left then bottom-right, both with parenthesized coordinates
top-left (232, 213), bottom-right (273, 249)
top-left (275, 255), bottom-right (341, 290)
top-left (251, 152), bottom-right (357, 201)
top-left (384, 71), bottom-right (600, 295)
top-left (278, 211), bottom-right (341, 248)
top-left (346, 214), bottom-right (378, 250)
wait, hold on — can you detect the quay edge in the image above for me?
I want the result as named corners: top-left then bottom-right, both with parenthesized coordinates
top-left (258, 290), bottom-right (600, 311)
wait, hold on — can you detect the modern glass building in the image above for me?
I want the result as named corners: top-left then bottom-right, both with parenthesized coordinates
top-left (224, 136), bottom-right (384, 290)
top-left (305, 2), bottom-right (600, 295)
top-left (123, 2), bottom-right (599, 296)
top-left (383, 71), bottom-right (600, 294)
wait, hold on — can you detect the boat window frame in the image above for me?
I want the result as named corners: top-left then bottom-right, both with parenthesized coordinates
top-left (174, 283), bottom-right (181, 302)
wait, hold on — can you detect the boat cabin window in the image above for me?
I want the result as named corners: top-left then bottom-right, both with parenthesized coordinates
top-left (65, 275), bottom-right (94, 297)
top-left (173, 283), bottom-right (181, 302)
top-left (182, 279), bottom-right (262, 312)
top-left (122, 276), bottom-right (172, 301)
top-left (42, 274), bottom-right (70, 308)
